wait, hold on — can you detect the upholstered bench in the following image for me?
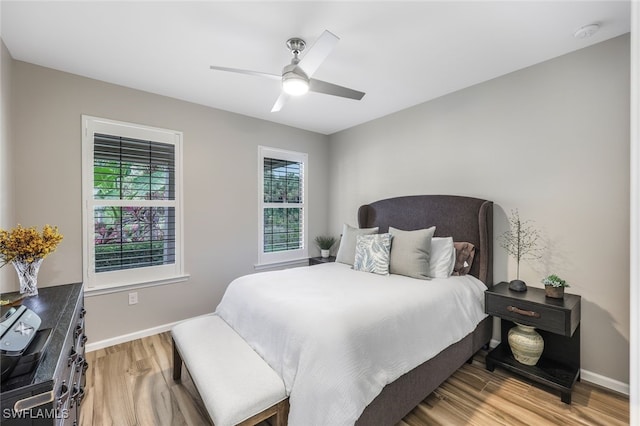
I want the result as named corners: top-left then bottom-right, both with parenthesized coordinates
top-left (172, 315), bottom-right (289, 426)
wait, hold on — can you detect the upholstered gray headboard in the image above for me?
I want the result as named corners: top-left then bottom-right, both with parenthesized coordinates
top-left (357, 195), bottom-right (493, 287)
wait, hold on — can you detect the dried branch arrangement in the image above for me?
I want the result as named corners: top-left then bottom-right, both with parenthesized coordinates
top-left (499, 209), bottom-right (542, 280)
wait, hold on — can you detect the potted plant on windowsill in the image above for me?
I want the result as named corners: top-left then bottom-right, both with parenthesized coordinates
top-left (314, 236), bottom-right (336, 258)
top-left (541, 274), bottom-right (569, 299)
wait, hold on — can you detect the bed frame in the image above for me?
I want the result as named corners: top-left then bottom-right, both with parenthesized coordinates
top-left (355, 195), bottom-right (493, 426)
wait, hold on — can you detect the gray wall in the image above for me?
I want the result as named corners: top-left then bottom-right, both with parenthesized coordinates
top-left (4, 58), bottom-right (330, 342)
top-left (0, 40), bottom-right (14, 287)
top-left (328, 35), bottom-right (630, 384)
top-left (2, 34), bottom-right (631, 386)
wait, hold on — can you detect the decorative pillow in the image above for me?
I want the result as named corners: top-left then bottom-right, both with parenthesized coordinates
top-left (353, 233), bottom-right (392, 275)
top-left (452, 242), bottom-right (475, 276)
top-left (335, 224), bottom-right (379, 266)
top-left (429, 237), bottom-right (456, 278)
top-left (388, 226), bottom-right (436, 280)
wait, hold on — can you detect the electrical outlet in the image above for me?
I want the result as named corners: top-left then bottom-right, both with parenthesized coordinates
top-left (128, 292), bottom-right (138, 305)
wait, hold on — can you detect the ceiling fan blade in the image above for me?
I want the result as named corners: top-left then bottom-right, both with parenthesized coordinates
top-left (271, 92), bottom-right (290, 112)
top-left (209, 65), bottom-right (280, 81)
top-left (309, 79), bottom-right (365, 101)
top-left (297, 30), bottom-right (339, 77)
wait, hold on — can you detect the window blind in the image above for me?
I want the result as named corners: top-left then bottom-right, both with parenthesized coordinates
top-left (94, 134), bottom-right (175, 200)
top-left (262, 156), bottom-right (304, 253)
top-left (93, 133), bottom-right (176, 273)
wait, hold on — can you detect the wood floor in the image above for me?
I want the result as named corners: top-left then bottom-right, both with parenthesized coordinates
top-left (80, 332), bottom-right (629, 426)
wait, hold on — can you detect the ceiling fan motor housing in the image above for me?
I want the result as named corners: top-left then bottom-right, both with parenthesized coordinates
top-left (286, 38), bottom-right (306, 55)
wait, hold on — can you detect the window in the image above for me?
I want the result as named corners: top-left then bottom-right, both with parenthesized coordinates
top-left (258, 146), bottom-right (308, 265)
top-left (82, 116), bottom-right (184, 291)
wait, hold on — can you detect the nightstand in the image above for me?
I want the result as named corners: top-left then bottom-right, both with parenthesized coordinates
top-left (485, 282), bottom-right (581, 404)
top-left (308, 256), bottom-right (336, 266)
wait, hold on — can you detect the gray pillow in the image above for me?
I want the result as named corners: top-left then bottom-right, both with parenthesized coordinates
top-left (353, 233), bottom-right (392, 275)
top-left (335, 224), bottom-right (379, 265)
top-left (388, 226), bottom-right (436, 280)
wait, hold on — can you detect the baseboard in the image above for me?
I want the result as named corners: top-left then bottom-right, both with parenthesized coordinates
top-left (580, 369), bottom-right (630, 396)
top-left (486, 339), bottom-right (628, 396)
top-left (85, 312), bottom-right (214, 352)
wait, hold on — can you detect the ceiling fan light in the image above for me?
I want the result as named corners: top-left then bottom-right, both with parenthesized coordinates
top-left (282, 73), bottom-right (309, 96)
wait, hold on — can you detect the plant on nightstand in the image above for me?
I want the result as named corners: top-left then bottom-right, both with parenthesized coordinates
top-left (314, 236), bottom-right (336, 258)
top-left (542, 274), bottom-right (569, 299)
top-left (499, 209), bottom-right (543, 292)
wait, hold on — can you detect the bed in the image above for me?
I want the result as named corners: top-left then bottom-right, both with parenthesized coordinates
top-left (216, 195), bottom-right (493, 426)
top-left (355, 195), bottom-right (493, 425)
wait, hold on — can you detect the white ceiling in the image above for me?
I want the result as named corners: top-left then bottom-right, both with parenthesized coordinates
top-left (0, 1), bottom-right (631, 135)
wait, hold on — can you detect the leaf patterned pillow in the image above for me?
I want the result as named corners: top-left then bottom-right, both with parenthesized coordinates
top-left (353, 233), bottom-right (392, 275)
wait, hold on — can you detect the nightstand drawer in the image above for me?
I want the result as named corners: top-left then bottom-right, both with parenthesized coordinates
top-left (486, 293), bottom-right (567, 335)
top-left (485, 282), bottom-right (580, 337)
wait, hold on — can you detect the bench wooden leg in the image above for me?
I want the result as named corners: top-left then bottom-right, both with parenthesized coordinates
top-left (172, 338), bottom-right (182, 381)
top-left (237, 398), bottom-right (289, 426)
top-left (273, 399), bottom-right (289, 426)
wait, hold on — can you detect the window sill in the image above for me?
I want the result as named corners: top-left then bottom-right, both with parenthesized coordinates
top-left (254, 258), bottom-right (309, 271)
top-left (84, 274), bottom-right (190, 297)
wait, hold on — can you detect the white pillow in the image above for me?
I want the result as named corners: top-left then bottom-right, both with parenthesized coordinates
top-left (335, 224), bottom-right (379, 266)
top-left (429, 237), bottom-right (456, 278)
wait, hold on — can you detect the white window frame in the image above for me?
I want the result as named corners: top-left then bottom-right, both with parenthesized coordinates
top-left (258, 146), bottom-right (308, 266)
top-left (81, 115), bottom-right (186, 293)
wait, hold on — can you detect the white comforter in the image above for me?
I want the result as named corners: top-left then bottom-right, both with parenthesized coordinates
top-left (215, 262), bottom-right (487, 426)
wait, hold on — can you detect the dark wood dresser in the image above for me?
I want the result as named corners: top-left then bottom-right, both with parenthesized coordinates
top-left (1, 283), bottom-right (87, 425)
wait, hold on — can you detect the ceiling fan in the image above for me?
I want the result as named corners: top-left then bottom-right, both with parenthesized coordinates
top-left (210, 30), bottom-right (365, 112)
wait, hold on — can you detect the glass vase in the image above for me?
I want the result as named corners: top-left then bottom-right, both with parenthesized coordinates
top-left (12, 258), bottom-right (43, 297)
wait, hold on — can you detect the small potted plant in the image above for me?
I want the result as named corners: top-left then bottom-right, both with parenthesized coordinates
top-left (541, 274), bottom-right (569, 299)
top-left (314, 236), bottom-right (336, 258)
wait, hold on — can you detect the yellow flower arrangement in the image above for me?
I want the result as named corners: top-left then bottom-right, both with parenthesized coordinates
top-left (0, 224), bottom-right (63, 266)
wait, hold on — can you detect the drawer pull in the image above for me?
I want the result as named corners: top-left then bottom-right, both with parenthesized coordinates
top-left (507, 305), bottom-right (541, 318)
top-left (13, 391), bottom-right (54, 411)
top-left (57, 381), bottom-right (70, 409)
top-left (75, 356), bottom-right (85, 373)
top-left (74, 386), bottom-right (85, 405)
top-left (68, 346), bottom-right (77, 367)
